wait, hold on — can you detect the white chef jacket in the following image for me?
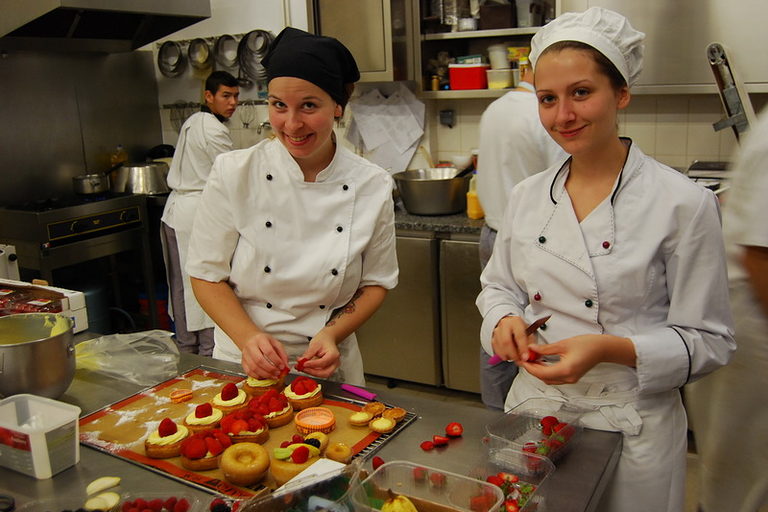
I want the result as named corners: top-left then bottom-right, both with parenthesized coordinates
top-left (686, 111), bottom-right (768, 512)
top-left (186, 137), bottom-right (399, 386)
top-left (476, 82), bottom-right (566, 231)
top-left (477, 141), bottom-right (735, 512)
top-left (161, 111), bottom-right (233, 331)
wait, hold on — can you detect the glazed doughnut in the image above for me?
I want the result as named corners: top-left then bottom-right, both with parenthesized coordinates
top-left (362, 402), bottom-right (386, 417)
top-left (349, 411), bottom-right (373, 427)
top-left (369, 417), bottom-right (396, 434)
top-left (220, 442), bottom-right (270, 487)
top-left (325, 442), bottom-right (352, 464)
top-left (382, 407), bottom-right (407, 423)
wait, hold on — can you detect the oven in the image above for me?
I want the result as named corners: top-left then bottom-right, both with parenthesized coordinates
top-left (0, 193), bottom-right (159, 330)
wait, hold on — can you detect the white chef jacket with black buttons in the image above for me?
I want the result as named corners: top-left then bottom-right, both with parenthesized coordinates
top-left (186, 137), bottom-right (399, 386)
top-left (477, 141), bottom-right (735, 512)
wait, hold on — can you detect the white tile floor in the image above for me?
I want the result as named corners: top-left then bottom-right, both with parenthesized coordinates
top-left (364, 374), bottom-right (704, 512)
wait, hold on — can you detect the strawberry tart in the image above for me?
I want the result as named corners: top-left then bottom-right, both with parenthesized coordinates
top-left (248, 389), bottom-right (294, 428)
top-left (212, 382), bottom-right (248, 414)
top-left (284, 376), bottom-right (323, 410)
top-left (183, 402), bottom-right (223, 434)
top-left (179, 428), bottom-right (232, 471)
top-left (220, 409), bottom-right (270, 444)
top-left (144, 417), bottom-right (189, 459)
top-left (270, 442), bottom-right (321, 486)
top-left (243, 375), bottom-right (285, 397)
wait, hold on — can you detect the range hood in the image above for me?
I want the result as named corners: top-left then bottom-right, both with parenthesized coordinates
top-left (0, 0), bottom-right (211, 53)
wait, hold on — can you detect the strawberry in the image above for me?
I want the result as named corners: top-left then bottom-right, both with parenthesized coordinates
top-left (504, 500), bottom-right (520, 512)
top-left (470, 493), bottom-right (494, 512)
top-left (295, 357), bottom-right (308, 372)
top-left (209, 498), bottom-right (227, 512)
top-left (164, 497), bottom-right (178, 511)
top-left (292, 434), bottom-right (305, 444)
top-left (268, 397), bottom-right (284, 412)
top-left (524, 349), bottom-right (540, 363)
top-left (205, 436), bottom-right (224, 456)
top-left (279, 366), bottom-right (290, 378)
top-left (432, 434), bottom-right (449, 446)
top-left (247, 417), bottom-right (263, 431)
top-left (445, 422), bottom-right (464, 437)
top-left (195, 403), bottom-right (213, 418)
top-left (372, 455), bottom-right (385, 470)
top-left (157, 418), bottom-right (177, 437)
top-left (292, 380), bottom-right (307, 395)
top-left (280, 440), bottom-right (291, 448)
top-left (420, 440), bottom-right (435, 451)
top-left (213, 430), bottom-right (232, 448)
top-left (174, 498), bottom-right (191, 512)
top-left (497, 472), bottom-right (519, 483)
top-left (220, 415), bottom-right (235, 432)
top-left (221, 383), bottom-right (239, 401)
top-left (291, 445), bottom-right (310, 463)
top-left (181, 437), bottom-right (207, 459)
top-left (230, 419), bottom-right (248, 435)
top-left (303, 378), bottom-right (318, 392)
top-left (540, 415), bottom-right (559, 436)
top-left (486, 475), bottom-right (504, 487)
top-left (148, 498), bottom-right (164, 512)
top-left (412, 466), bottom-right (427, 482)
top-left (429, 472), bottom-right (446, 488)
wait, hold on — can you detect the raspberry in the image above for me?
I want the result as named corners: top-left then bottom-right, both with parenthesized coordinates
top-left (420, 440), bottom-right (435, 451)
top-left (221, 383), bottom-right (239, 401)
top-left (291, 445), bottom-right (310, 463)
top-left (195, 403), bottom-right (213, 418)
top-left (280, 440), bottom-right (291, 448)
top-left (210, 498), bottom-right (230, 512)
top-left (174, 498), bottom-right (191, 512)
top-left (292, 434), bottom-right (305, 444)
top-left (157, 418), bottom-right (177, 437)
top-left (148, 498), bottom-right (164, 512)
top-left (164, 497), bottom-right (178, 511)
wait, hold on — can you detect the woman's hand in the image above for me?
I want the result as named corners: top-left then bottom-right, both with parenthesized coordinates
top-left (522, 334), bottom-right (636, 385)
top-left (491, 315), bottom-right (536, 363)
top-left (300, 331), bottom-right (341, 379)
top-left (240, 332), bottom-right (289, 379)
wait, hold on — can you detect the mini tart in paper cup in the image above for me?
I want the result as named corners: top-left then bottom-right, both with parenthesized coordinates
top-left (295, 407), bottom-right (336, 435)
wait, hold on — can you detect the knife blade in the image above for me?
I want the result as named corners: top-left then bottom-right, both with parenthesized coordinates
top-left (488, 315), bottom-right (551, 366)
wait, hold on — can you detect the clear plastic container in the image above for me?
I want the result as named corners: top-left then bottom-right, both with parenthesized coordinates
top-left (484, 398), bottom-right (583, 465)
top-left (16, 494), bottom-right (118, 512)
top-left (468, 451), bottom-right (555, 511)
top-left (351, 461), bottom-right (504, 512)
top-left (119, 491), bottom-right (201, 512)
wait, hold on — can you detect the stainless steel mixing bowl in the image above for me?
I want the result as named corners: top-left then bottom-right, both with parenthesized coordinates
top-left (393, 168), bottom-right (471, 215)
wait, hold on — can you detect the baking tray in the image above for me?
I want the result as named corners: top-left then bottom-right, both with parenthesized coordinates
top-left (78, 366), bottom-right (416, 498)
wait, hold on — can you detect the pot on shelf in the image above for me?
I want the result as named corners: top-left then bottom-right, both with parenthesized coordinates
top-left (110, 162), bottom-right (170, 195)
top-left (0, 313), bottom-right (75, 399)
top-left (393, 168), bottom-right (470, 215)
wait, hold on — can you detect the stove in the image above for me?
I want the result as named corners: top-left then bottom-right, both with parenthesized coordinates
top-left (0, 193), bottom-right (159, 328)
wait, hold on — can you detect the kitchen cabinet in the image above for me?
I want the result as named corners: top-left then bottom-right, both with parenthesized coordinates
top-left (307, 0), bottom-right (417, 82)
top-left (560, 0), bottom-right (768, 94)
top-left (356, 231), bottom-right (442, 385)
top-left (440, 235), bottom-right (482, 393)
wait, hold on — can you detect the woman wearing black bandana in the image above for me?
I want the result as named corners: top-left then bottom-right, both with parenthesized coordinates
top-left (186, 28), bottom-right (398, 386)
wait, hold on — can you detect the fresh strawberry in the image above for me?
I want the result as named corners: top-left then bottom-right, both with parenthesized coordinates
top-left (213, 429), bottom-right (232, 448)
top-left (174, 498), bottom-right (191, 512)
top-left (209, 498), bottom-right (227, 512)
top-left (279, 366), bottom-right (290, 378)
top-left (420, 440), bottom-right (435, 451)
top-left (280, 440), bottom-right (291, 448)
top-left (164, 497), bottom-right (178, 511)
top-left (524, 349), bottom-right (540, 363)
top-left (486, 474), bottom-right (504, 487)
top-left (522, 441), bottom-right (537, 453)
top-left (268, 397), bottom-right (284, 412)
top-left (497, 472), bottom-right (519, 483)
top-left (205, 436), bottom-right (224, 456)
top-left (540, 415), bottom-right (559, 436)
top-left (148, 498), bottom-right (164, 512)
top-left (372, 455), bottom-right (385, 470)
top-left (470, 493), bottom-right (494, 512)
top-left (221, 382), bottom-right (239, 401)
top-left (195, 403), bottom-right (213, 418)
top-left (300, 377), bottom-right (318, 391)
top-left (429, 472), bottom-right (446, 488)
top-left (157, 417), bottom-right (177, 437)
top-left (504, 500), bottom-right (520, 512)
top-left (230, 419), bottom-right (248, 435)
top-left (220, 415), bottom-right (235, 432)
top-left (292, 379), bottom-right (307, 395)
top-left (291, 445), bottom-right (310, 463)
top-left (445, 422), bottom-right (464, 437)
top-left (247, 417), bottom-right (263, 431)
top-left (412, 466), bottom-right (427, 482)
top-left (181, 436), bottom-right (208, 459)
top-left (432, 434), bottom-right (449, 446)
top-left (295, 357), bottom-right (308, 372)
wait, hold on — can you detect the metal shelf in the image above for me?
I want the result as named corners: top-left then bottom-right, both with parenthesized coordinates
top-left (419, 89), bottom-right (510, 100)
top-left (423, 27), bottom-right (540, 40)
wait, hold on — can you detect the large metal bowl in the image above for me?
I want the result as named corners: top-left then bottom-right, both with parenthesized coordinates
top-left (393, 168), bottom-right (470, 215)
top-left (0, 313), bottom-right (75, 399)
top-left (111, 162), bottom-right (170, 195)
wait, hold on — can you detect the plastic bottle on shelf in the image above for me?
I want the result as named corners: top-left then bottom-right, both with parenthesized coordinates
top-left (110, 144), bottom-right (128, 167)
top-left (466, 172), bottom-right (485, 219)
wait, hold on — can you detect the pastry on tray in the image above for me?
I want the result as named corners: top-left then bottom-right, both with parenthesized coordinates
top-left (212, 382), bottom-right (249, 414)
top-left (179, 428), bottom-right (232, 471)
top-left (284, 376), bottom-right (323, 410)
top-left (243, 375), bottom-right (286, 397)
top-left (369, 416), bottom-right (396, 434)
top-left (247, 389), bottom-right (294, 428)
top-left (349, 410), bottom-right (373, 427)
top-left (220, 409), bottom-right (270, 444)
top-left (362, 401), bottom-right (386, 417)
top-left (382, 407), bottom-right (407, 423)
top-left (270, 442), bottom-right (321, 486)
top-left (144, 417), bottom-right (189, 459)
top-left (220, 442), bottom-right (270, 487)
top-left (325, 442), bottom-right (352, 464)
top-left (183, 402), bottom-right (223, 433)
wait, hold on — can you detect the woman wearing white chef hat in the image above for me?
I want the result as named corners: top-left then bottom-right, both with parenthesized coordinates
top-left (476, 7), bottom-right (735, 511)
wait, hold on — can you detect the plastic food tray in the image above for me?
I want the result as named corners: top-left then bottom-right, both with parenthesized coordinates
top-left (485, 398), bottom-right (584, 464)
top-left (468, 451), bottom-right (555, 511)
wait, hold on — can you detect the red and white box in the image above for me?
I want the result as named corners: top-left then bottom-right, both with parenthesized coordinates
top-left (449, 63), bottom-right (491, 90)
top-left (0, 278), bottom-right (88, 333)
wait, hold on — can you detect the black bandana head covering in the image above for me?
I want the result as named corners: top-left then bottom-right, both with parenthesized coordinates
top-left (262, 27), bottom-right (360, 107)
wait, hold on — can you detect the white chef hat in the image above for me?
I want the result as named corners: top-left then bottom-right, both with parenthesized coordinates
top-left (529, 7), bottom-right (645, 87)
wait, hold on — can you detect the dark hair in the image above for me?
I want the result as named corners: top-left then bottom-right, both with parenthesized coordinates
top-left (541, 41), bottom-right (626, 90)
top-left (205, 71), bottom-right (239, 95)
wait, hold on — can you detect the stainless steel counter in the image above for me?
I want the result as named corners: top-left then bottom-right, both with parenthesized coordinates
top-left (1, 353), bottom-right (621, 511)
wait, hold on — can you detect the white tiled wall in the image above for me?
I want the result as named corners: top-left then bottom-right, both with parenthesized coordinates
top-left (427, 93), bottom-right (767, 169)
top-left (159, 104), bottom-right (274, 150)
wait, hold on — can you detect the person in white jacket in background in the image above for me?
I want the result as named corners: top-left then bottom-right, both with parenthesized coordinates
top-left (476, 8), bottom-right (735, 511)
top-left (476, 62), bottom-right (567, 410)
top-left (186, 28), bottom-right (398, 386)
top-left (686, 107), bottom-right (768, 512)
top-left (161, 71), bottom-right (239, 356)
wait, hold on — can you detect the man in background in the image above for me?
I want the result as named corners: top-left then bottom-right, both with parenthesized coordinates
top-left (476, 63), bottom-right (566, 409)
top-left (161, 71), bottom-right (239, 355)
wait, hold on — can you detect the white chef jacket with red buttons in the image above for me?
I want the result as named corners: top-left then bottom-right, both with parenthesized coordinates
top-left (186, 138), bottom-right (399, 385)
top-left (476, 140), bottom-right (734, 512)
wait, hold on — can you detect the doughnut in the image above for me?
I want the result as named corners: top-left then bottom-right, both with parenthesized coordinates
top-left (369, 417), bottom-right (396, 434)
top-left (349, 411), bottom-right (373, 427)
top-left (220, 442), bottom-right (270, 487)
top-left (325, 442), bottom-right (352, 464)
top-left (382, 407), bottom-right (407, 423)
top-left (362, 402), bottom-right (386, 417)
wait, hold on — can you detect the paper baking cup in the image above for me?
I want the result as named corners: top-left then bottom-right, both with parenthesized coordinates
top-left (295, 407), bottom-right (336, 435)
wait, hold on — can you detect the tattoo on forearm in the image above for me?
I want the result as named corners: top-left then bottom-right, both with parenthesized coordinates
top-left (326, 289), bottom-right (364, 326)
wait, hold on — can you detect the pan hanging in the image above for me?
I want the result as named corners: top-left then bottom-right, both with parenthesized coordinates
top-left (214, 34), bottom-right (239, 68)
top-left (237, 30), bottom-right (274, 84)
top-left (157, 41), bottom-right (186, 78)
